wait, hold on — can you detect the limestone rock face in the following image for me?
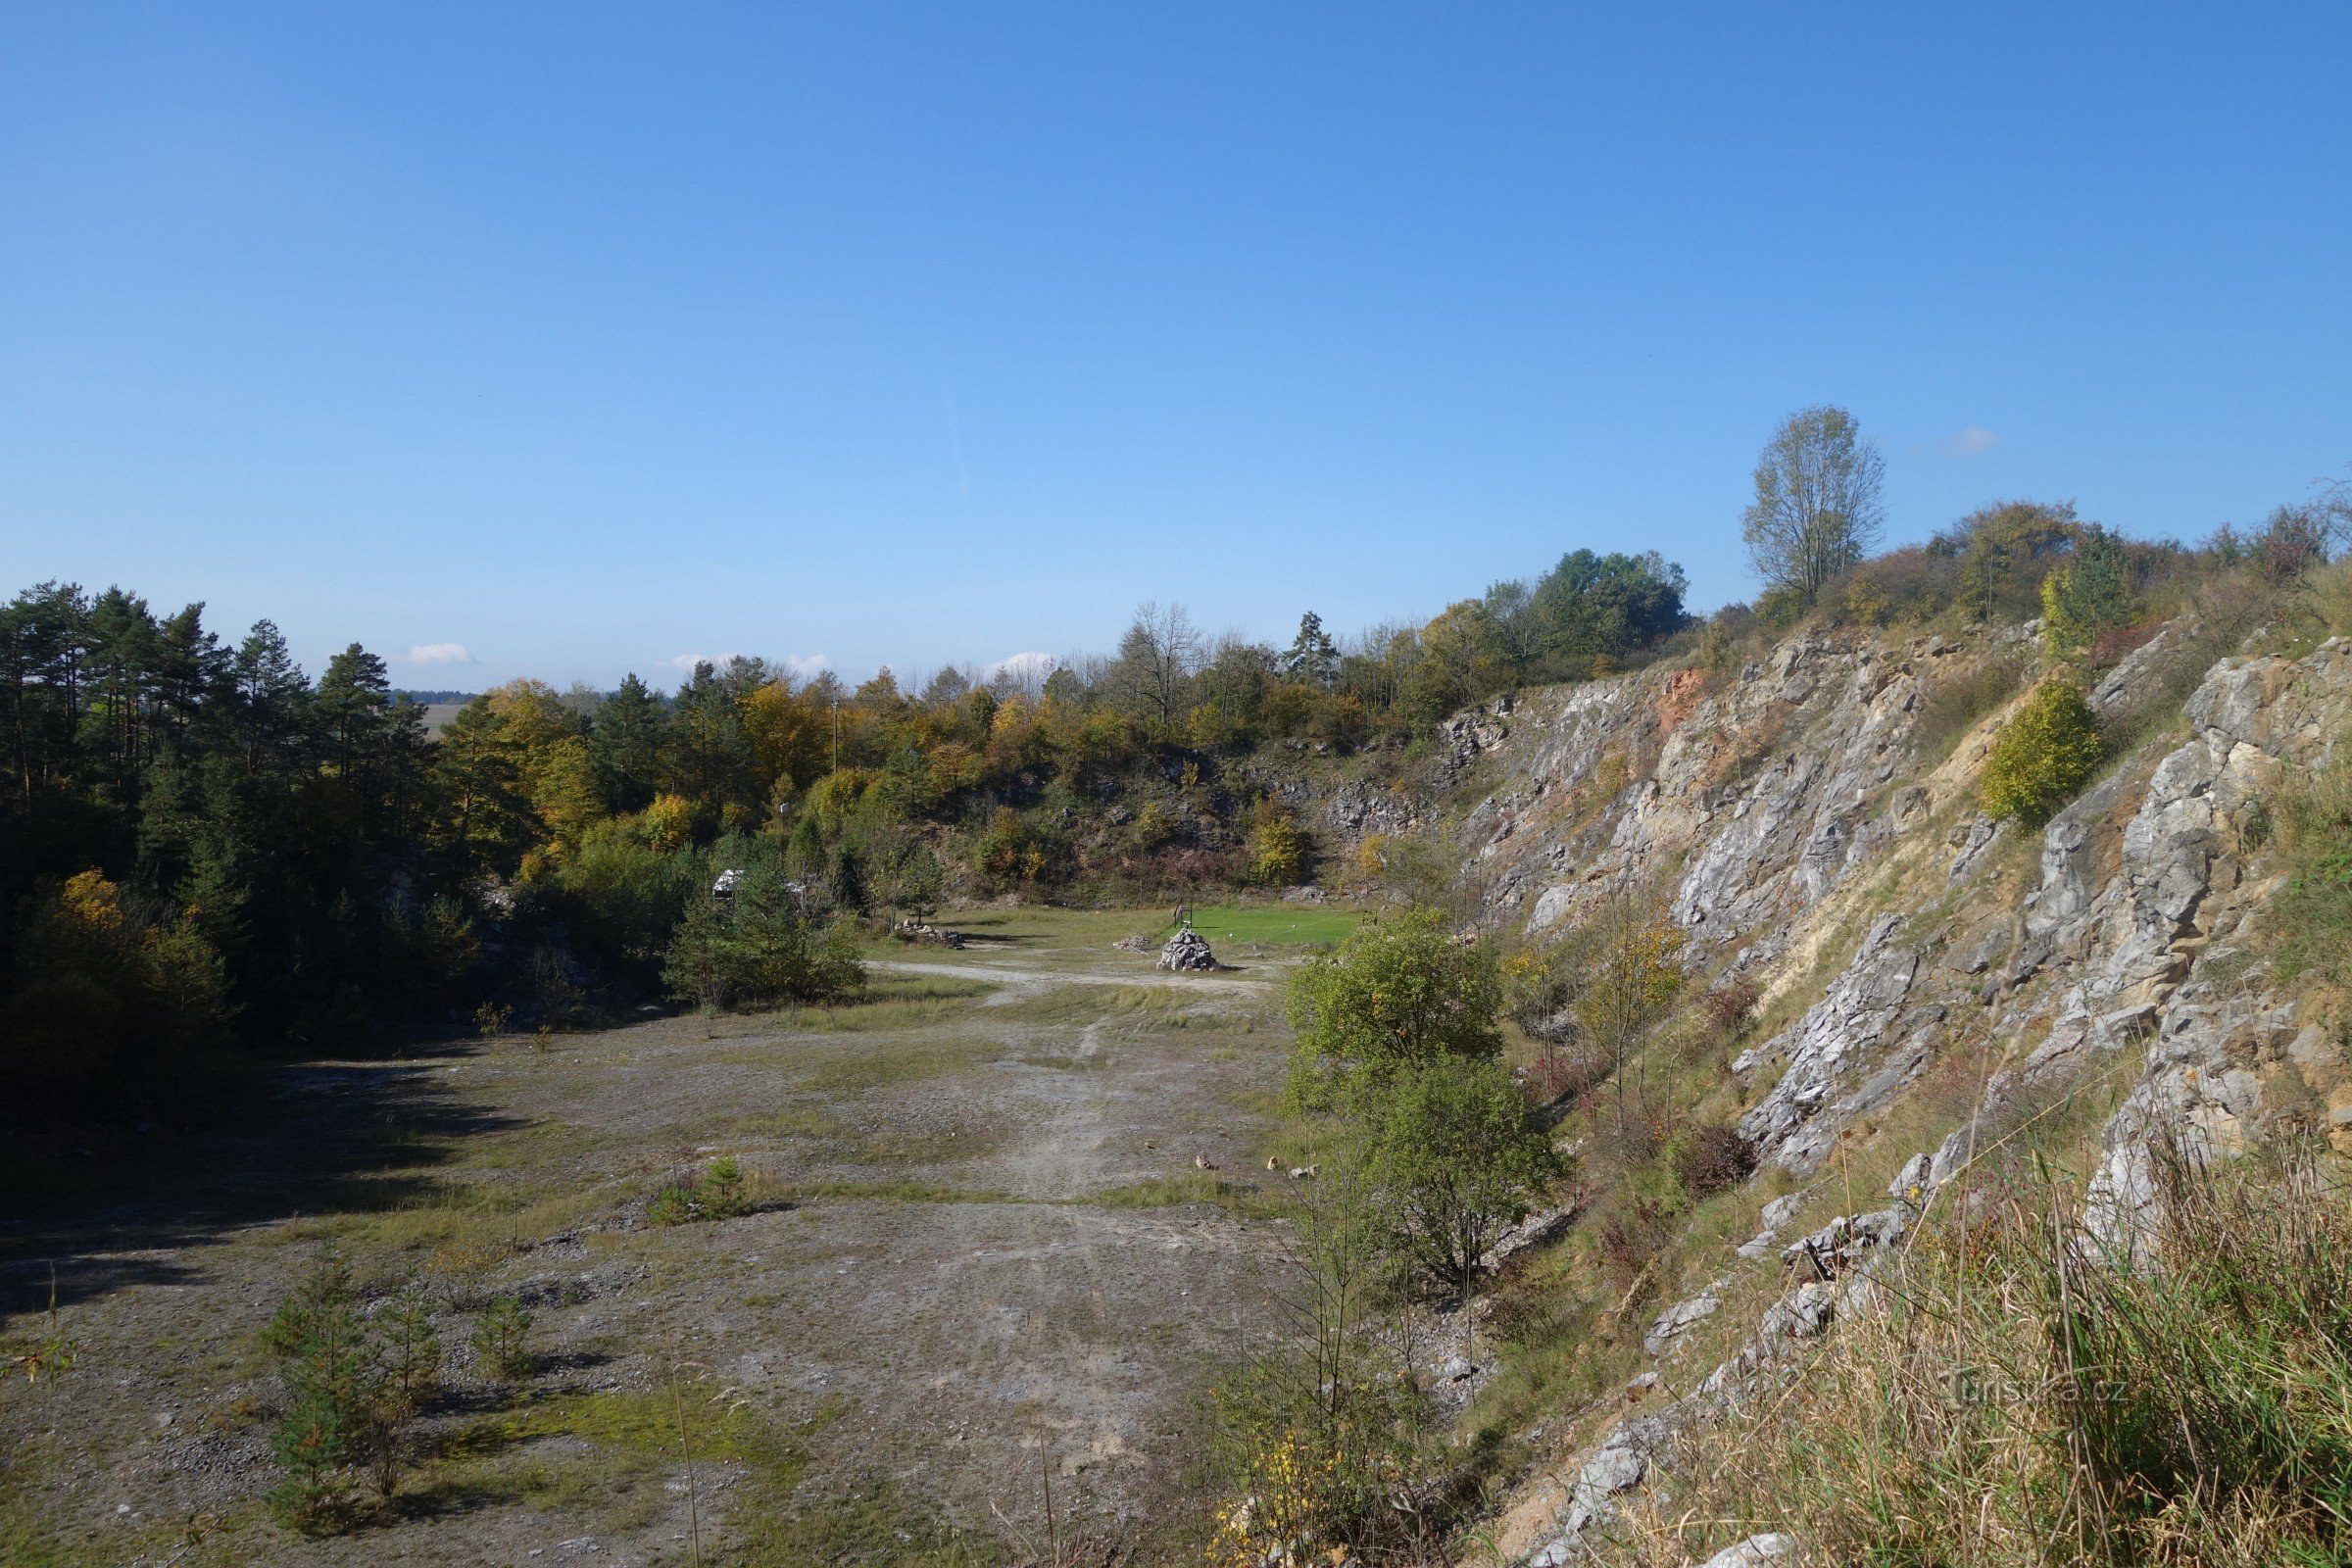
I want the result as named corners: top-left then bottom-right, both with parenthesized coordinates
top-left (1454, 631), bottom-right (2352, 1185)
top-left (1735, 913), bottom-right (1932, 1174)
top-left (1642, 1290), bottom-right (1721, 1355)
top-left (1446, 628), bottom-right (2352, 1563)
top-left (1475, 631), bottom-right (2012, 959)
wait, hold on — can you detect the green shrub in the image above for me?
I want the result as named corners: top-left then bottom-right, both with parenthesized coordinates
top-left (2041, 526), bottom-right (2140, 655)
top-left (1935, 499), bottom-right (2079, 624)
top-left (1250, 804), bottom-right (1310, 886)
top-left (649, 1155), bottom-right (756, 1226)
top-left (261, 1253), bottom-right (443, 1529)
top-left (1203, 1153), bottom-right (1443, 1568)
top-left (1980, 678), bottom-right (2103, 826)
top-left (1284, 907), bottom-right (1501, 1109)
top-left (1367, 1056), bottom-right (1566, 1296)
top-left (662, 865), bottom-right (865, 1014)
top-left (1818, 545), bottom-right (1959, 628)
top-left (545, 815), bottom-right (698, 976)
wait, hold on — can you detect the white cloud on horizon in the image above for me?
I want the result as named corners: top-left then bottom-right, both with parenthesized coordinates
top-left (406, 643), bottom-right (476, 665)
top-left (664, 652), bottom-right (832, 679)
top-left (1941, 425), bottom-right (2001, 456)
top-left (985, 651), bottom-right (1057, 683)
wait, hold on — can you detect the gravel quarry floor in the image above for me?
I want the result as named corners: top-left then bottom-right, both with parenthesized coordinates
top-left (0, 909), bottom-right (1310, 1566)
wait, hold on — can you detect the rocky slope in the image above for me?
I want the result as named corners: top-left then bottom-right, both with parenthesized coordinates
top-left (1319, 614), bottom-right (2349, 1564)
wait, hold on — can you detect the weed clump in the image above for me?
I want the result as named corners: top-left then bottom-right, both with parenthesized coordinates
top-left (1700, 977), bottom-right (1760, 1035)
top-left (1523, 1045), bottom-right (1603, 1106)
top-left (1913, 656), bottom-right (2025, 761)
top-left (1667, 1123), bottom-right (1757, 1200)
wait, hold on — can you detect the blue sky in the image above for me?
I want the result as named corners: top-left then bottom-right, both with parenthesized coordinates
top-left (2, 4), bottom-right (2346, 690)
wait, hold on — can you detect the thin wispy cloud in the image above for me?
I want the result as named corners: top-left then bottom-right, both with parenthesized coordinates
top-left (406, 643), bottom-right (476, 665)
top-left (664, 652), bottom-right (743, 671)
top-left (784, 654), bottom-right (832, 678)
top-left (1941, 425), bottom-right (2000, 456)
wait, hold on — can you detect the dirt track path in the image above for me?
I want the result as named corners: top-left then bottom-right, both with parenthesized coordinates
top-left (866, 955), bottom-right (1274, 996)
top-left (1, 912), bottom-right (1297, 1567)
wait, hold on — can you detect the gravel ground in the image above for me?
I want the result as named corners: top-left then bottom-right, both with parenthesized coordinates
top-left (0, 912), bottom-right (1301, 1566)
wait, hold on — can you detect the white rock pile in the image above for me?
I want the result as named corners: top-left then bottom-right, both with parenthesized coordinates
top-left (1157, 929), bottom-right (1218, 971)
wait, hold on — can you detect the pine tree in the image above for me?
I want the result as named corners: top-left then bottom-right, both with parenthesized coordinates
top-left (231, 619), bottom-right (310, 774)
top-left (152, 601), bottom-right (225, 749)
top-left (85, 587), bottom-right (160, 796)
top-left (662, 890), bottom-right (740, 1013)
top-left (1283, 612), bottom-right (1341, 687)
top-left (317, 645), bottom-right (393, 782)
top-left (591, 672), bottom-right (668, 813)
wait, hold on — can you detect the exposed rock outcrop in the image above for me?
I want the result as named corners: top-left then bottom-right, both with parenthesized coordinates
top-left (1444, 624), bottom-right (2352, 1565)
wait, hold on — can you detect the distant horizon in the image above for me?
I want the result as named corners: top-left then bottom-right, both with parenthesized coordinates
top-left (51, 471), bottom-right (2343, 698)
top-left (5, 4), bottom-right (2346, 689)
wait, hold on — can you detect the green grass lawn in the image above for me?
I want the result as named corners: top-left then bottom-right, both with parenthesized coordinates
top-left (1164, 904), bottom-right (1360, 948)
top-left (858, 902), bottom-right (1361, 958)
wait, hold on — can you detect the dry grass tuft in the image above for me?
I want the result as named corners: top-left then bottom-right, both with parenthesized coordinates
top-left (1606, 1143), bottom-right (2352, 1568)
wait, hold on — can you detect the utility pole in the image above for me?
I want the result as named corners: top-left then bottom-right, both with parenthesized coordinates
top-left (830, 697), bottom-right (839, 775)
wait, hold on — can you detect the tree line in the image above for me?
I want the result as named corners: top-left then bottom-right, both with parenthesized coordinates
top-left (8, 403), bottom-right (2338, 1099)
top-left (0, 536), bottom-right (1692, 1092)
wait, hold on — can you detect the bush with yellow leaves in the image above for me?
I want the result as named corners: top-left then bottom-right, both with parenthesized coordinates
top-left (1979, 677), bottom-right (2103, 827)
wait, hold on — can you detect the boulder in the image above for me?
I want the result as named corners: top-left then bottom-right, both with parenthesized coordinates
top-left (1737, 1191), bottom-right (1810, 1257)
top-left (1643, 1290), bottom-right (1722, 1355)
top-left (1886, 1152), bottom-right (1935, 1207)
top-left (1780, 1207), bottom-right (1909, 1276)
top-left (1525, 1415), bottom-right (1678, 1564)
top-left (1758, 1281), bottom-right (1837, 1342)
top-left (1157, 929), bottom-right (1219, 971)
